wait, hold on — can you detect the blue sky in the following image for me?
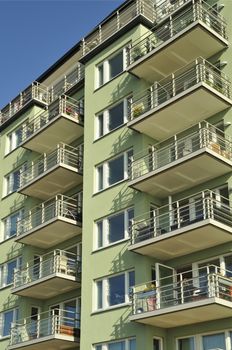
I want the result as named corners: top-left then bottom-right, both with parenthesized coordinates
top-left (0, 0), bottom-right (124, 108)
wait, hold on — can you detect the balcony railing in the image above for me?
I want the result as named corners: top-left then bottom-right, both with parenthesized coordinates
top-left (19, 143), bottom-right (83, 189)
top-left (16, 194), bottom-right (82, 237)
top-left (128, 0), bottom-right (227, 66)
top-left (130, 122), bottom-right (232, 181)
top-left (130, 189), bottom-right (232, 245)
top-left (81, 0), bottom-right (155, 57)
top-left (10, 309), bottom-right (80, 347)
top-left (0, 82), bottom-right (49, 127)
top-left (21, 95), bottom-right (84, 144)
top-left (49, 63), bottom-right (84, 101)
top-left (132, 265), bottom-right (232, 315)
top-left (129, 58), bottom-right (231, 121)
top-left (13, 250), bottom-right (81, 290)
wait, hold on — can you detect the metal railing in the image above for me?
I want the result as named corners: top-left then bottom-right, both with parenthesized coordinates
top-left (10, 309), bottom-right (80, 346)
top-left (21, 95), bottom-right (84, 144)
top-left (19, 143), bottom-right (83, 189)
top-left (132, 265), bottom-right (232, 315)
top-left (49, 63), bottom-right (84, 102)
top-left (13, 250), bottom-right (81, 289)
top-left (130, 122), bottom-right (232, 181)
top-left (16, 194), bottom-right (82, 237)
top-left (128, 0), bottom-right (227, 66)
top-left (81, 0), bottom-right (155, 56)
top-left (0, 82), bottom-right (49, 126)
top-left (130, 189), bottom-right (232, 245)
top-left (129, 58), bottom-right (231, 121)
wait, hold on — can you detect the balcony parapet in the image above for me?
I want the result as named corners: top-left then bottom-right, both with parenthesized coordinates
top-left (9, 309), bottom-right (80, 349)
top-left (127, 0), bottom-right (228, 68)
top-left (129, 122), bottom-right (232, 182)
top-left (131, 264), bottom-right (232, 327)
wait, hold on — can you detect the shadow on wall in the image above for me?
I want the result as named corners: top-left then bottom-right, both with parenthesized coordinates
top-left (110, 307), bottom-right (137, 339)
top-left (7, 242), bottom-right (22, 261)
top-left (110, 128), bottom-right (134, 157)
top-left (110, 182), bottom-right (139, 213)
top-left (2, 293), bottom-right (19, 312)
top-left (109, 74), bottom-right (134, 105)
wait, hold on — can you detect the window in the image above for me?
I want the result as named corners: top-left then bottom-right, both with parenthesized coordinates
top-left (96, 48), bottom-right (127, 88)
top-left (177, 331), bottom-right (232, 350)
top-left (95, 270), bottom-right (135, 310)
top-left (95, 208), bottom-right (134, 249)
top-left (4, 166), bottom-right (24, 196)
top-left (6, 125), bottom-right (23, 154)
top-left (0, 309), bottom-right (18, 338)
top-left (177, 337), bottom-right (195, 350)
top-left (1, 209), bottom-right (24, 241)
top-left (202, 333), bottom-right (225, 350)
top-left (0, 257), bottom-right (22, 288)
top-left (96, 97), bottom-right (131, 139)
top-left (96, 149), bottom-right (133, 192)
top-left (94, 338), bottom-right (136, 350)
top-left (153, 338), bottom-right (163, 350)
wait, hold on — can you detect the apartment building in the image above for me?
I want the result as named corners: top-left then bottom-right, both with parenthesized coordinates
top-left (0, 0), bottom-right (232, 349)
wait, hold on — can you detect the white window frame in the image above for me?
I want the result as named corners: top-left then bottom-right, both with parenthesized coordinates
top-left (94, 270), bottom-right (135, 311)
top-left (94, 207), bottom-right (133, 250)
top-left (153, 337), bottom-right (163, 350)
top-left (1, 209), bottom-right (24, 242)
top-left (95, 46), bottom-right (128, 88)
top-left (0, 257), bottom-right (22, 289)
top-left (94, 337), bottom-right (136, 350)
top-left (3, 164), bottom-right (25, 197)
top-left (0, 308), bottom-right (19, 339)
top-left (95, 97), bottom-right (131, 139)
top-left (6, 125), bottom-right (23, 154)
top-left (95, 149), bottom-right (133, 192)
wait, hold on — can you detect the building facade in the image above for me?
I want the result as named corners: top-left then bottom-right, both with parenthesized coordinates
top-left (0, 0), bottom-right (232, 349)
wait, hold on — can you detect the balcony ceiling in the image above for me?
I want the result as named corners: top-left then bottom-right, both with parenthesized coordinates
top-left (8, 336), bottom-right (79, 350)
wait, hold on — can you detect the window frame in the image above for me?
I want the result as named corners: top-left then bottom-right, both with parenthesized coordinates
top-left (95, 149), bottom-right (133, 192)
top-left (0, 257), bottom-right (22, 289)
top-left (95, 96), bottom-right (131, 140)
top-left (94, 207), bottom-right (134, 250)
top-left (1, 209), bottom-right (24, 242)
top-left (5, 124), bottom-right (23, 155)
top-left (0, 308), bottom-right (19, 339)
top-left (94, 337), bottom-right (136, 350)
top-left (176, 330), bottom-right (232, 350)
top-left (95, 46), bottom-right (128, 89)
top-left (94, 270), bottom-right (135, 311)
top-left (3, 164), bottom-right (26, 197)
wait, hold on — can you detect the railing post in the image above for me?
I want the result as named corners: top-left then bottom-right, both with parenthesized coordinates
top-left (116, 10), bottom-right (120, 30)
top-left (172, 73), bottom-right (175, 97)
top-left (136, 0), bottom-right (141, 15)
top-left (149, 85), bottom-right (154, 109)
top-left (202, 191), bottom-right (206, 219)
top-left (176, 200), bottom-right (180, 229)
top-left (180, 274), bottom-right (184, 304)
top-left (174, 134), bottom-right (178, 160)
top-left (99, 25), bottom-right (102, 43)
top-left (82, 38), bottom-right (86, 56)
top-left (41, 202), bottom-right (45, 224)
top-left (170, 15), bottom-right (173, 38)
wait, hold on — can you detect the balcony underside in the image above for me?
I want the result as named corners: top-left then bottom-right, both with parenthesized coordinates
top-left (130, 298), bottom-right (232, 328)
top-left (8, 335), bottom-right (79, 350)
top-left (129, 149), bottom-right (232, 198)
top-left (12, 274), bottom-right (80, 299)
top-left (129, 220), bottom-right (232, 260)
top-left (128, 86), bottom-right (232, 141)
top-left (19, 166), bottom-right (83, 200)
top-left (128, 22), bottom-right (228, 82)
top-left (22, 115), bottom-right (84, 154)
top-left (15, 218), bottom-right (81, 248)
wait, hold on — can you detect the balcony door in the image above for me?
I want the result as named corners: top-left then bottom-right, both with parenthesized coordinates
top-left (155, 263), bottom-right (176, 308)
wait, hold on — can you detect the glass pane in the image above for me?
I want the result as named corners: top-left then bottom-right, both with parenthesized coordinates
top-left (108, 155), bottom-right (124, 185)
top-left (96, 346), bottom-right (102, 350)
top-left (9, 212), bottom-right (20, 237)
top-left (202, 333), bottom-right (225, 350)
top-left (178, 337), bottom-right (194, 350)
top-left (129, 339), bottom-right (136, 350)
top-left (98, 165), bottom-right (103, 190)
top-left (97, 221), bottom-right (103, 248)
top-left (109, 341), bottom-right (125, 350)
top-left (109, 51), bottom-right (124, 79)
top-left (108, 212), bottom-right (124, 243)
top-left (109, 274), bottom-right (125, 306)
top-left (13, 170), bottom-right (20, 192)
top-left (97, 280), bottom-right (103, 309)
top-left (108, 102), bottom-right (124, 131)
top-left (3, 310), bottom-right (14, 337)
top-left (224, 255), bottom-right (232, 277)
top-left (97, 114), bottom-right (104, 138)
top-left (98, 65), bottom-right (104, 87)
top-left (7, 260), bottom-right (17, 284)
top-left (153, 338), bottom-right (161, 350)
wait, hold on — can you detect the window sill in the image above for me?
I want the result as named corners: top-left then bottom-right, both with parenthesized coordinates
top-left (94, 70), bottom-right (126, 92)
top-left (91, 302), bottom-right (131, 315)
top-left (0, 335), bottom-right (10, 341)
top-left (93, 178), bottom-right (128, 196)
top-left (92, 237), bottom-right (130, 253)
top-left (0, 283), bottom-right (13, 291)
top-left (94, 122), bottom-right (127, 143)
top-left (0, 234), bottom-right (17, 244)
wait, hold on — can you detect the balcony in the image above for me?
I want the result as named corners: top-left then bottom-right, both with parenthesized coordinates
top-left (127, 0), bottom-right (228, 82)
top-left (21, 95), bottom-right (84, 153)
top-left (18, 143), bottom-right (83, 200)
top-left (129, 123), bottom-right (232, 197)
top-left (15, 195), bottom-right (82, 248)
top-left (12, 250), bottom-right (81, 299)
top-left (131, 265), bottom-right (232, 328)
top-left (129, 190), bottom-right (232, 260)
top-left (81, 0), bottom-right (155, 60)
top-left (127, 58), bottom-right (232, 141)
top-left (0, 82), bottom-right (49, 128)
top-left (9, 309), bottom-right (80, 350)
